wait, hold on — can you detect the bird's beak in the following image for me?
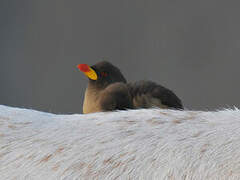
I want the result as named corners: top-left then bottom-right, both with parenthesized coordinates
top-left (77, 64), bottom-right (98, 80)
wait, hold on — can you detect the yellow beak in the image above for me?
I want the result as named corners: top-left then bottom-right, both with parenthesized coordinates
top-left (77, 64), bottom-right (98, 80)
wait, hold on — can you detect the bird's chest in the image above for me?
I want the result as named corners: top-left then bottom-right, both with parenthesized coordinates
top-left (83, 87), bottom-right (101, 114)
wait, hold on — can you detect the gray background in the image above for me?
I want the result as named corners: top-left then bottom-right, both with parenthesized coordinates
top-left (1, 0), bottom-right (239, 114)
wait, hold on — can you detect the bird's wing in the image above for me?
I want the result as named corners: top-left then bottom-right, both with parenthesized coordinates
top-left (127, 81), bottom-right (183, 109)
top-left (99, 82), bottom-right (133, 111)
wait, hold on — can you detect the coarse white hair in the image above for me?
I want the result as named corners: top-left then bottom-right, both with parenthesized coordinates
top-left (0, 105), bottom-right (240, 180)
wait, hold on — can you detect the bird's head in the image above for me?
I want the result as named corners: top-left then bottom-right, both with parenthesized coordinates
top-left (77, 61), bottom-right (127, 89)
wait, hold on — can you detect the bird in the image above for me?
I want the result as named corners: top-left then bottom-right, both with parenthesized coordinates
top-left (77, 61), bottom-right (183, 114)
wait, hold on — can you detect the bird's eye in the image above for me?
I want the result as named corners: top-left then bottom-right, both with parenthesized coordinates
top-left (101, 72), bottom-right (108, 77)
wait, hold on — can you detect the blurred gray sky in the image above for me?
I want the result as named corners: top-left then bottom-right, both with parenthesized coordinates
top-left (1, 0), bottom-right (240, 113)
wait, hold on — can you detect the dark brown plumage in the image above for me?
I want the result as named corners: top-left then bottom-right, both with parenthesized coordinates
top-left (78, 61), bottom-right (183, 114)
top-left (127, 81), bottom-right (183, 110)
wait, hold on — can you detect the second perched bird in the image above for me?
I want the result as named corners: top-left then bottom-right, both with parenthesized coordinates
top-left (77, 61), bottom-right (183, 114)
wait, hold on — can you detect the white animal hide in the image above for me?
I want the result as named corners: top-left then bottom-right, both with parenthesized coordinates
top-left (0, 105), bottom-right (240, 180)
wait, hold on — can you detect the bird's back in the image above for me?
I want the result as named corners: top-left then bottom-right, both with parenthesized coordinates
top-left (127, 81), bottom-right (183, 110)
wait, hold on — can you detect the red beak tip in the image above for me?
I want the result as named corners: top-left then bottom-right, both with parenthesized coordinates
top-left (77, 64), bottom-right (90, 72)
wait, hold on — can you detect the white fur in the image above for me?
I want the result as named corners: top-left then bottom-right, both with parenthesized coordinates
top-left (0, 105), bottom-right (240, 180)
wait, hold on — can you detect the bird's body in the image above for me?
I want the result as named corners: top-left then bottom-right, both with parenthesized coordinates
top-left (127, 81), bottom-right (183, 110)
top-left (83, 82), bottom-right (133, 114)
top-left (78, 61), bottom-right (183, 114)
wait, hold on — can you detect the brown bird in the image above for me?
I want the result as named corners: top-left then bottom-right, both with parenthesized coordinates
top-left (77, 61), bottom-right (183, 114)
